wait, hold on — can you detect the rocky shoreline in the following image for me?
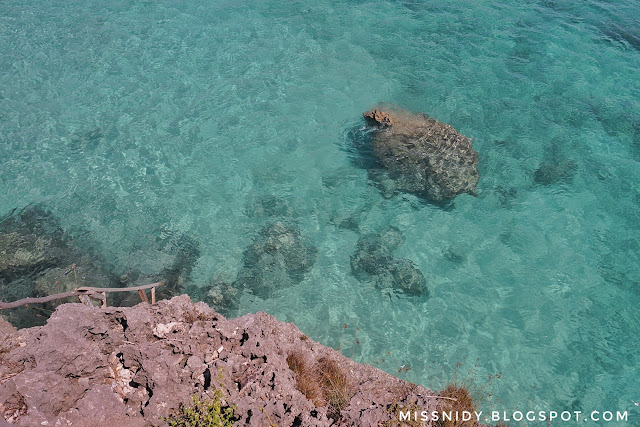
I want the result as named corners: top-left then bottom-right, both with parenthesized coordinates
top-left (0, 295), bottom-right (473, 426)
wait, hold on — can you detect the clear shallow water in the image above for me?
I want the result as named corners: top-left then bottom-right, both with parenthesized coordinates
top-left (1, 0), bottom-right (639, 423)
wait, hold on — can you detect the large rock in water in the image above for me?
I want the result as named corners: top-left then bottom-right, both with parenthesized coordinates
top-left (0, 206), bottom-right (201, 327)
top-left (188, 222), bottom-right (316, 315)
top-left (363, 107), bottom-right (480, 201)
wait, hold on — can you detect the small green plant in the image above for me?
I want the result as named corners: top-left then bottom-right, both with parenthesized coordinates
top-left (167, 368), bottom-right (236, 427)
top-left (165, 391), bottom-right (235, 427)
top-left (165, 369), bottom-right (235, 427)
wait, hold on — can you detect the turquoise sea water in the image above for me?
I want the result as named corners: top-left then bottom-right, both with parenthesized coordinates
top-left (1, 0), bottom-right (639, 424)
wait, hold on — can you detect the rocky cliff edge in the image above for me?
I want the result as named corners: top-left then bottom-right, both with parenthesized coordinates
top-left (0, 295), bottom-right (447, 426)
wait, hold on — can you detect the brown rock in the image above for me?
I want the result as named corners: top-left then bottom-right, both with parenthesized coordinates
top-left (363, 109), bottom-right (394, 128)
top-left (362, 106), bottom-right (480, 201)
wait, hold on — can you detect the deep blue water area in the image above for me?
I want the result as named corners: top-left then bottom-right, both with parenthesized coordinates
top-left (1, 0), bottom-right (639, 422)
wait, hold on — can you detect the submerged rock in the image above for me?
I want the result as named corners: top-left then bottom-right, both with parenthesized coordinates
top-left (0, 207), bottom-right (68, 284)
top-left (373, 258), bottom-right (427, 296)
top-left (350, 234), bottom-right (395, 279)
top-left (494, 185), bottom-right (518, 208)
top-left (351, 227), bottom-right (428, 297)
top-left (0, 207), bottom-right (201, 327)
top-left (189, 222), bottom-right (317, 310)
top-left (33, 259), bottom-right (116, 301)
top-left (363, 107), bottom-right (480, 201)
top-left (0, 295), bottom-right (451, 426)
top-left (0, 207), bottom-right (119, 328)
top-left (378, 226), bottom-right (405, 250)
top-left (329, 209), bottom-right (362, 231)
top-left (235, 222), bottom-right (317, 298)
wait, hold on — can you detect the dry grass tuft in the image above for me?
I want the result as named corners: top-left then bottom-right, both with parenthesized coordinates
top-left (286, 352), bottom-right (354, 420)
top-left (286, 351), bottom-right (325, 406)
top-left (317, 356), bottom-right (353, 419)
top-left (433, 382), bottom-right (477, 427)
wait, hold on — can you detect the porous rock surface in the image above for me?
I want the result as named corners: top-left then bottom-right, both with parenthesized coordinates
top-left (363, 107), bottom-right (480, 201)
top-left (0, 295), bottom-right (442, 426)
